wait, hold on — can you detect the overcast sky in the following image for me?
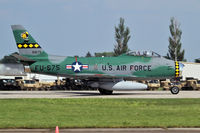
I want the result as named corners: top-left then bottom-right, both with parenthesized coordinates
top-left (0, 0), bottom-right (200, 61)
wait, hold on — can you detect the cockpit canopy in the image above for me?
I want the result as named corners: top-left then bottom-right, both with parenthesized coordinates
top-left (126, 51), bottom-right (161, 57)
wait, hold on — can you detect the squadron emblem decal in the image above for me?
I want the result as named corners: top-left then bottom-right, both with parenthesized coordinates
top-left (66, 58), bottom-right (89, 73)
top-left (21, 31), bottom-right (29, 41)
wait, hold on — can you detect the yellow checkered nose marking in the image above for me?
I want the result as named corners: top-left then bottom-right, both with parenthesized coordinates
top-left (175, 61), bottom-right (179, 77)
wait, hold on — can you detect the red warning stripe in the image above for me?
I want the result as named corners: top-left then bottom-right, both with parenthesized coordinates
top-left (82, 65), bottom-right (88, 69)
top-left (66, 65), bottom-right (72, 69)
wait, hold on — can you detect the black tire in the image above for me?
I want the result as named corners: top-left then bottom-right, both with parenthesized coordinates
top-left (170, 86), bottom-right (179, 94)
top-left (98, 88), bottom-right (113, 95)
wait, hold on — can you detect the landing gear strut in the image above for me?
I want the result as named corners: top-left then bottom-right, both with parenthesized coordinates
top-left (98, 88), bottom-right (113, 95)
top-left (170, 86), bottom-right (180, 94)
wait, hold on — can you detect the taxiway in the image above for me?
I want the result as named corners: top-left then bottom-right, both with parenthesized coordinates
top-left (0, 90), bottom-right (200, 98)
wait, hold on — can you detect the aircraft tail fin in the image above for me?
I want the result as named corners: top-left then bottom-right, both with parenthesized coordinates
top-left (11, 25), bottom-right (47, 59)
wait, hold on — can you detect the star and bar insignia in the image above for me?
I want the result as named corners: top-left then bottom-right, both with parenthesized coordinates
top-left (66, 58), bottom-right (89, 73)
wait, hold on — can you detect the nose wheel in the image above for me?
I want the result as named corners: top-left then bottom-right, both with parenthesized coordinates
top-left (170, 86), bottom-right (180, 94)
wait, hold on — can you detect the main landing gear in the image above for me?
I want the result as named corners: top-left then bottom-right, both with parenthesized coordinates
top-left (98, 88), bottom-right (113, 95)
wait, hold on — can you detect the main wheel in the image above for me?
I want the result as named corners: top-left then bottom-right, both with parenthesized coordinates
top-left (98, 88), bottom-right (113, 95)
top-left (170, 86), bottom-right (179, 94)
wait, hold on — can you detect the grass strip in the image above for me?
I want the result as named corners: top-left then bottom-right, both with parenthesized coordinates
top-left (0, 98), bottom-right (200, 128)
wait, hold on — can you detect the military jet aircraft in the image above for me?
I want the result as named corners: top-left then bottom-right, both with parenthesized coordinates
top-left (11, 25), bottom-right (182, 95)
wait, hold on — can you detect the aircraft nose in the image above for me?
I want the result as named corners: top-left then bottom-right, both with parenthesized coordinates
top-left (175, 61), bottom-right (184, 77)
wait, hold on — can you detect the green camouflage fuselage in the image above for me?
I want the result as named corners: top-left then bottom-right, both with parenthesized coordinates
top-left (11, 25), bottom-right (176, 80)
top-left (26, 52), bottom-right (175, 79)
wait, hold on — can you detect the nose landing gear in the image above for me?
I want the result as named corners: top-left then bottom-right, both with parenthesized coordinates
top-left (170, 86), bottom-right (180, 94)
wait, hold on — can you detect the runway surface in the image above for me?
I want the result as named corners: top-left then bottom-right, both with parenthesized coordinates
top-left (0, 90), bottom-right (200, 98)
top-left (0, 128), bottom-right (200, 133)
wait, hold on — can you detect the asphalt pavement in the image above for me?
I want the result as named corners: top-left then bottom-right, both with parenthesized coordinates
top-left (0, 90), bottom-right (200, 98)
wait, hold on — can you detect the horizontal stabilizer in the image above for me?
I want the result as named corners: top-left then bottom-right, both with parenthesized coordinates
top-left (11, 53), bottom-right (35, 65)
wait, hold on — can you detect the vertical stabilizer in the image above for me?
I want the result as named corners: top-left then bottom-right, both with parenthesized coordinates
top-left (11, 25), bottom-right (47, 57)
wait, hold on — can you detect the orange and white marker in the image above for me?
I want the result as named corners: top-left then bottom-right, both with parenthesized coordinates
top-left (55, 126), bottom-right (59, 133)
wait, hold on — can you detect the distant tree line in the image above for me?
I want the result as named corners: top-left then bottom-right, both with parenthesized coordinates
top-left (195, 58), bottom-right (200, 63)
top-left (86, 17), bottom-right (187, 62)
top-left (166, 17), bottom-right (185, 61)
top-left (113, 17), bottom-right (131, 56)
top-left (85, 17), bottom-right (130, 57)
